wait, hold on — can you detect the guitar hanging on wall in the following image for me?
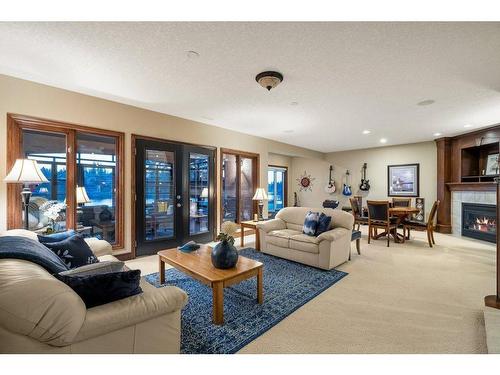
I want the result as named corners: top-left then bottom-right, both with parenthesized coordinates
top-left (342, 170), bottom-right (353, 196)
top-left (324, 165), bottom-right (336, 194)
top-left (359, 163), bottom-right (370, 191)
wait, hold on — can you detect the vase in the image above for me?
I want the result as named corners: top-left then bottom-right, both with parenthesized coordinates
top-left (211, 240), bottom-right (238, 269)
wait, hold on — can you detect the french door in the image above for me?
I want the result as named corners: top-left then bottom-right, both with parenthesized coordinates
top-left (135, 138), bottom-right (215, 256)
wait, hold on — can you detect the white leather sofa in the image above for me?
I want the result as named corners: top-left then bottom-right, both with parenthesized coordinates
top-left (257, 207), bottom-right (354, 270)
top-left (0, 229), bottom-right (188, 354)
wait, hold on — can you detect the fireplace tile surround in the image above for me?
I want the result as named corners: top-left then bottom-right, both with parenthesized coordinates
top-left (452, 191), bottom-right (496, 238)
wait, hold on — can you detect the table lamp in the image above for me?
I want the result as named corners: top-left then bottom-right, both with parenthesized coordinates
top-left (4, 159), bottom-right (49, 230)
top-left (76, 185), bottom-right (91, 205)
top-left (252, 187), bottom-right (268, 221)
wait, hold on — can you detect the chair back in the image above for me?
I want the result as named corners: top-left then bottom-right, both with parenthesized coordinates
top-left (349, 197), bottom-right (361, 218)
top-left (367, 200), bottom-right (390, 222)
top-left (427, 200), bottom-right (440, 228)
top-left (392, 197), bottom-right (411, 207)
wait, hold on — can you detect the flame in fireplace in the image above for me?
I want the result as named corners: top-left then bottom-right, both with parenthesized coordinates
top-left (474, 217), bottom-right (496, 232)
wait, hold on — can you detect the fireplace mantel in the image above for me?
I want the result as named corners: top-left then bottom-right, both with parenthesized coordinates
top-left (447, 182), bottom-right (497, 192)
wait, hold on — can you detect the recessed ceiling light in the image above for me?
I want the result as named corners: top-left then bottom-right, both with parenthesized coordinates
top-left (464, 124), bottom-right (472, 128)
top-left (283, 130), bottom-right (294, 134)
top-left (362, 130), bottom-right (371, 135)
top-left (433, 132), bottom-right (442, 137)
top-left (290, 102), bottom-right (299, 106)
top-left (186, 50), bottom-right (200, 59)
top-left (380, 138), bottom-right (387, 144)
top-left (417, 99), bottom-right (435, 106)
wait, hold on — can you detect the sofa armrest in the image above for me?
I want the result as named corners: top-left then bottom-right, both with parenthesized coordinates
top-left (256, 218), bottom-right (286, 233)
top-left (84, 238), bottom-right (112, 257)
top-left (74, 281), bottom-right (188, 343)
top-left (317, 227), bottom-right (350, 242)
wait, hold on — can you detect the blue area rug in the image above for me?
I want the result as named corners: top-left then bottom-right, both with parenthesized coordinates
top-left (144, 248), bottom-right (347, 354)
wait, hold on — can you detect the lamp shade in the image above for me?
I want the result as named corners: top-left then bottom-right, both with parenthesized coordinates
top-left (76, 186), bottom-right (91, 204)
top-left (252, 187), bottom-right (268, 201)
top-left (4, 159), bottom-right (49, 184)
top-left (200, 187), bottom-right (209, 198)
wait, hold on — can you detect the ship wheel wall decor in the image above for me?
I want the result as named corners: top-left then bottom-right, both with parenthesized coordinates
top-left (297, 171), bottom-right (315, 191)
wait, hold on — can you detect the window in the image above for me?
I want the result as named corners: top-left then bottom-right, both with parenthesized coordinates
top-left (268, 166), bottom-right (287, 218)
top-left (7, 114), bottom-right (124, 249)
top-left (221, 149), bottom-right (259, 224)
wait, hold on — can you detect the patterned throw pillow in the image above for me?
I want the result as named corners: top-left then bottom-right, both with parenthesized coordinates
top-left (315, 213), bottom-right (332, 236)
top-left (303, 211), bottom-right (320, 236)
top-left (44, 234), bottom-right (99, 269)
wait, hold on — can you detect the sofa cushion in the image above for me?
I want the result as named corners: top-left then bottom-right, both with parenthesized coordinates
top-left (303, 211), bottom-right (320, 236)
top-left (290, 233), bottom-right (320, 244)
top-left (44, 234), bottom-right (99, 269)
top-left (267, 229), bottom-right (300, 248)
top-left (0, 236), bottom-right (69, 274)
top-left (0, 229), bottom-right (39, 242)
top-left (59, 260), bottom-right (125, 277)
top-left (289, 239), bottom-right (320, 254)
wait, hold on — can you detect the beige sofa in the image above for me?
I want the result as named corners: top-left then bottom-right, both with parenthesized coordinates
top-left (0, 229), bottom-right (188, 354)
top-left (257, 207), bottom-right (354, 270)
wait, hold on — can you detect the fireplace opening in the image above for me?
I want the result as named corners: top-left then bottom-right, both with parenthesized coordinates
top-left (462, 203), bottom-right (496, 243)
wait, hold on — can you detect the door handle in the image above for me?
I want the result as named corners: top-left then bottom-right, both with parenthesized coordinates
top-left (176, 203), bottom-right (182, 208)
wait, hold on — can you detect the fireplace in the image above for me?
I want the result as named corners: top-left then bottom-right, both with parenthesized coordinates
top-left (462, 203), bottom-right (496, 243)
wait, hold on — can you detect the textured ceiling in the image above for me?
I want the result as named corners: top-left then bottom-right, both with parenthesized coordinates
top-left (1, 22), bottom-right (500, 152)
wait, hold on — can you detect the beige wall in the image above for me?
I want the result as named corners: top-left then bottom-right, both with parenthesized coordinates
top-left (0, 74), bottom-right (323, 254)
top-left (325, 142), bottom-right (437, 214)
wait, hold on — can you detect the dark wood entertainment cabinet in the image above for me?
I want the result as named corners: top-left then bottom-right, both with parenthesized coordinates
top-left (435, 124), bottom-right (500, 234)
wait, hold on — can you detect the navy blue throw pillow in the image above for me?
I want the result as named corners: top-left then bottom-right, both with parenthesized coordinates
top-left (0, 236), bottom-right (68, 274)
top-left (315, 213), bottom-right (332, 236)
top-left (303, 211), bottom-right (320, 236)
top-left (38, 230), bottom-right (76, 244)
top-left (44, 234), bottom-right (98, 269)
top-left (55, 270), bottom-right (143, 308)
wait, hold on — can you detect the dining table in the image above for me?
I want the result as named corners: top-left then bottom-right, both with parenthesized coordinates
top-left (372, 206), bottom-right (420, 243)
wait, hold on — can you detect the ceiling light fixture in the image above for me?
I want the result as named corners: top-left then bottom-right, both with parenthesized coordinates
top-left (433, 132), bottom-right (442, 137)
top-left (417, 99), bottom-right (435, 106)
top-left (290, 101), bottom-right (299, 106)
top-left (380, 138), bottom-right (387, 144)
top-left (256, 71), bottom-right (283, 91)
top-left (362, 130), bottom-right (371, 135)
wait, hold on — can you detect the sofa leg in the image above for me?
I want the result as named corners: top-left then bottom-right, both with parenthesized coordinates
top-left (356, 238), bottom-right (361, 255)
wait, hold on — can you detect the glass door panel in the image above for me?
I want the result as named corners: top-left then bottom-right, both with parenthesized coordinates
top-left (267, 166), bottom-right (287, 219)
top-left (144, 149), bottom-right (175, 241)
top-left (240, 157), bottom-right (254, 221)
top-left (222, 154), bottom-right (237, 222)
top-left (189, 153), bottom-right (209, 235)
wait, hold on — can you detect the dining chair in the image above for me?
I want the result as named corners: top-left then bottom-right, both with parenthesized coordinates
top-left (349, 196), bottom-right (368, 230)
top-left (392, 197), bottom-right (412, 207)
top-left (367, 200), bottom-right (400, 247)
top-left (403, 200), bottom-right (440, 247)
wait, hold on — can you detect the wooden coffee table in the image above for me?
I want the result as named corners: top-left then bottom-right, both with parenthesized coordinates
top-left (157, 245), bottom-right (263, 325)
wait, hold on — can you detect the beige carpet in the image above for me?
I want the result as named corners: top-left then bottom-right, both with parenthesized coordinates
top-left (125, 229), bottom-right (495, 353)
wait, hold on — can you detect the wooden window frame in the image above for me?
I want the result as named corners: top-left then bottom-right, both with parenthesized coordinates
top-left (268, 164), bottom-right (289, 211)
top-left (6, 114), bottom-right (125, 250)
top-left (219, 148), bottom-right (260, 225)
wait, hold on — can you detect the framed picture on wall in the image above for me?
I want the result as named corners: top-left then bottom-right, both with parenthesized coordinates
top-left (387, 163), bottom-right (419, 197)
top-left (485, 153), bottom-right (499, 175)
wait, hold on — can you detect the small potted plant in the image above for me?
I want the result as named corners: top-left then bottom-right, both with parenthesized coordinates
top-left (40, 201), bottom-right (66, 234)
top-left (211, 221), bottom-right (239, 269)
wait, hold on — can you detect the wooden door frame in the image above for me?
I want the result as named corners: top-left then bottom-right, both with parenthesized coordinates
top-left (130, 134), bottom-right (217, 259)
top-left (219, 148), bottom-right (260, 226)
top-left (6, 113), bottom-right (124, 249)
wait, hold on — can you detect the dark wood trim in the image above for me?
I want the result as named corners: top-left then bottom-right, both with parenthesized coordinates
top-left (435, 137), bottom-right (453, 233)
top-left (6, 113), bottom-right (125, 249)
top-left (268, 164), bottom-right (289, 208)
top-left (219, 148), bottom-right (260, 226)
top-left (446, 182), bottom-right (497, 191)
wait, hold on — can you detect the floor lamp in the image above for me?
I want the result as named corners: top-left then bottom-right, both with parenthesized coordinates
top-left (4, 159), bottom-right (49, 230)
top-left (485, 171), bottom-right (500, 309)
